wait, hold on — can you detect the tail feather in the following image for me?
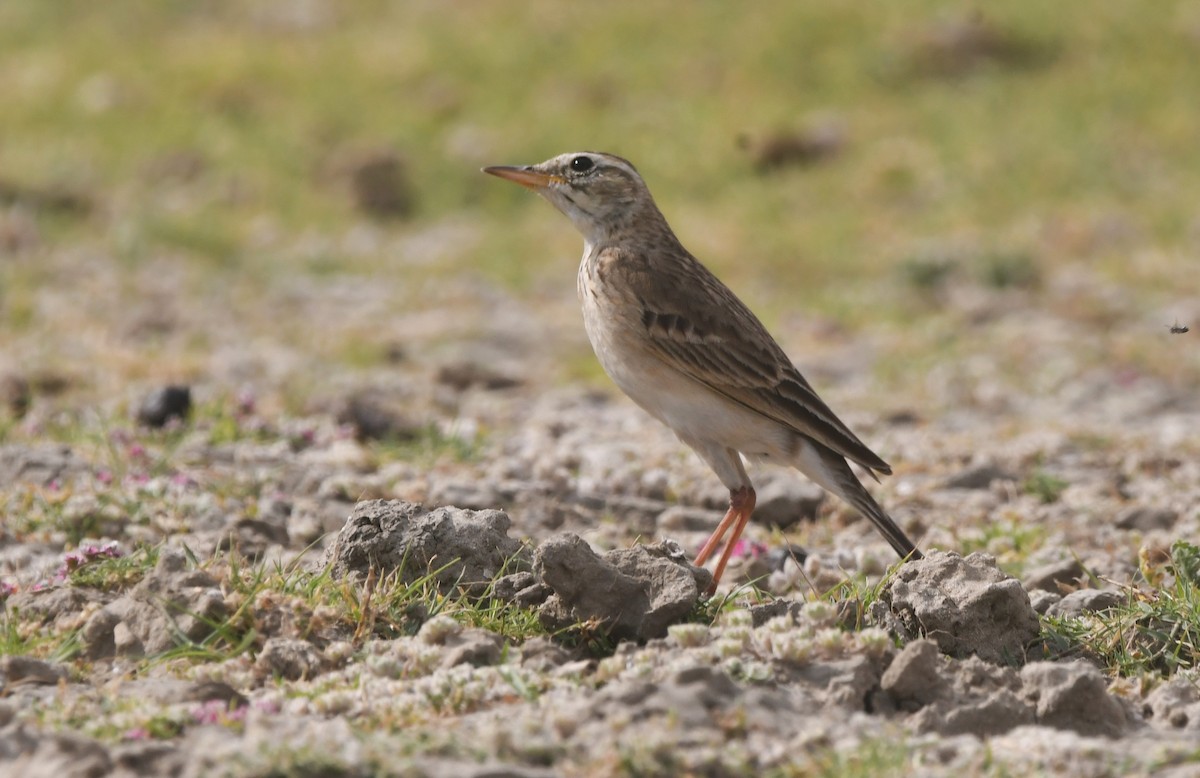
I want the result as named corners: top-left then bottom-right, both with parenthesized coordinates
top-left (794, 441), bottom-right (922, 560)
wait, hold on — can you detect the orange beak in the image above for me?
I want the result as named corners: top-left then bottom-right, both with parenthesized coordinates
top-left (482, 166), bottom-right (562, 191)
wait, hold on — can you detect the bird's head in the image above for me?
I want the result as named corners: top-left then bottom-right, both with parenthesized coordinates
top-left (484, 152), bottom-right (660, 245)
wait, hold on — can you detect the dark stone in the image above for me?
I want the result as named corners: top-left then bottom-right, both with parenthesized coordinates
top-left (136, 385), bottom-right (191, 428)
top-left (349, 150), bottom-right (413, 219)
top-left (335, 390), bottom-right (421, 442)
top-left (740, 119), bottom-right (846, 173)
top-left (0, 374), bottom-right (30, 418)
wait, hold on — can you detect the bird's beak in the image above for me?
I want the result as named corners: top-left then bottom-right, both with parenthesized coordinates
top-left (482, 165), bottom-right (562, 191)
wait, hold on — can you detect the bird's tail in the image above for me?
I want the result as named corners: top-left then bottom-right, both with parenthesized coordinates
top-left (795, 442), bottom-right (922, 560)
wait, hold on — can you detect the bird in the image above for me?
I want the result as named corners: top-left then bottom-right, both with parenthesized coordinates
top-left (484, 151), bottom-right (922, 592)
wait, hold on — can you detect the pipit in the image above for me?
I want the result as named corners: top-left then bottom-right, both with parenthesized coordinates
top-left (484, 152), bottom-right (922, 591)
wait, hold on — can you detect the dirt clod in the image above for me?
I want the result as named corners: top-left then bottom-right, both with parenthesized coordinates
top-left (1020, 661), bottom-right (1130, 737)
top-left (1045, 588), bottom-right (1123, 618)
top-left (881, 638), bottom-right (945, 709)
top-left (324, 500), bottom-right (530, 592)
top-left (535, 535), bottom-right (711, 642)
top-left (256, 637), bottom-right (324, 681)
top-left (876, 550), bottom-right (1039, 664)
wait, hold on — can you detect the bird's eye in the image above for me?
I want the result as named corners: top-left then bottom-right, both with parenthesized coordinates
top-left (569, 156), bottom-right (594, 173)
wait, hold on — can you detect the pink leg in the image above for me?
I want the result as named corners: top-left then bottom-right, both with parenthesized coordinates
top-left (694, 502), bottom-right (742, 566)
top-left (693, 486), bottom-right (756, 593)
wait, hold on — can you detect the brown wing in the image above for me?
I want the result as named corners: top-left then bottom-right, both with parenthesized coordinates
top-left (605, 245), bottom-right (892, 477)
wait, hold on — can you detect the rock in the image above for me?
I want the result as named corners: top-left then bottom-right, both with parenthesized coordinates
top-left (881, 639), bottom-right (945, 709)
top-left (216, 517), bottom-right (290, 556)
top-left (1143, 674), bottom-right (1200, 730)
top-left (0, 656), bottom-right (69, 686)
top-left (493, 571), bottom-right (551, 607)
top-left (1019, 661), bottom-right (1129, 737)
top-left (875, 550), bottom-right (1039, 664)
top-left (747, 599), bottom-right (806, 628)
top-left (941, 463), bottom-right (1017, 490)
top-left (0, 177), bottom-right (92, 215)
top-left (805, 655), bottom-right (883, 709)
top-left (904, 12), bottom-right (1052, 79)
top-left (135, 385), bottom-right (192, 428)
top-left (426, 478), bottom-right (508, 513)
top-left (81, 553), bottom-right (226, 658)
top-left (0, 444), bottom-right (88, 487)
top-left (656, 505), bottom-right (724, 533)
top-left (335, 390), bottom-right (422, 442)
top-left (0, 205), bottom-right (41, 254)
top-left (598, 495), bottom-right (668, 536)
top-left (751, 475), bottom-right (825, 529)
top-left (7, 586), bottom-right (107, 627)
top-left (1023, 558), bottom-right (1085, 592)
top-left (324, 500), bottom-right (529, 593)
top-left (596, 665), bottom-right (742, 727)
top-left (1114, 506), bottom-right (1178, 532)
top-left (256, 637), bottom-right (324, 681)
top-left (439, 629), bottom-right (504, 669)
top-left (765, 544), bottom-right (809, 572)
top-left (1027, 590), bottom-right (1061, 615)
top-left (0, 374), bottom-right (30, 418)
top-left (109, 741), bottom-right (182, 778)
top-left (1045, 589), bottom-right (1123, 618)
top-left (436, 361), bottom-right (521, 392)
top-left (907, 654), bottom-right (1034, 736)
top-left (414, 760), bottom-right (559, 778)
top-left (913, 688), bottom-right (1034, 737)
top-left (181, 681), bottom-right (248, 709)
top-left (0, 725), bottom-right (113, 778)
top-left (740, 118), bottom-right (846, 173)
top-left (347, 149), bottom-right (414, 219)
top-left (518, 637), bottom-right (576, 672)
top-left (535, 535), bottom-right (711, 642)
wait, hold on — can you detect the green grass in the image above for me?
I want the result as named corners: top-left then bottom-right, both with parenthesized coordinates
top-left (2, 2), bottom-right (1197, 310)
top-left (367, 423), bottom-right (485, 469)
top-left (155, 554), bottom-right (528, 665)
top-left (1022, 470), bottom-right (1070, 504)
top-left (0, 609), bottom-right (82, 663)
top-left (1040, 540), bottom-right (1200, 676)
top-left (0, 1), bottom-right (1196, 417)
top-left (67, 544), bottom-right (159, 590)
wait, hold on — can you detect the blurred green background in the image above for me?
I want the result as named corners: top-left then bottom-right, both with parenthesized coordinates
top-left (1, 1), bottom-right (1197, 413)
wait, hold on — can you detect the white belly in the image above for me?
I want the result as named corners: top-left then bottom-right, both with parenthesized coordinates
top-left (579, 281), bottom-right (793, 483)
